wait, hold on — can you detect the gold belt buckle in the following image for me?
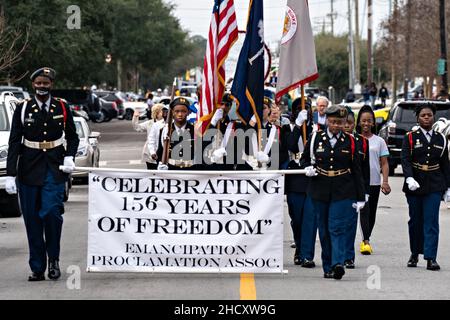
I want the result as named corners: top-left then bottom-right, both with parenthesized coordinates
top-left (40, 141), bottom-right (51, 149)
top-left (328, 170), bottom-right (335, 177)
top-left (422, 164), bottom-right (429, 171)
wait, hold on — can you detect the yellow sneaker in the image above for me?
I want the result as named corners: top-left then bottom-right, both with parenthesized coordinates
top-left (359, 242), bottom-right (366, 253)
top-left (361, 243), bottom-right (373, 255)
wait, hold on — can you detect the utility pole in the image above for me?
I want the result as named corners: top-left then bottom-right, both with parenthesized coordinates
top-left (367, 0), bottom-right (373, 85)
top-left (327, 0), bottom-right (335, 36)
top-left (391, 0), bottom-right (398, 104)
top-left (348, 0), bottom-right (355, 91)
top-left (403, 0), bottom-right (412, 101)
top-left (439, 0), bottom-right (448, 97)
top-left (355, 0), bottom-right (361, 93)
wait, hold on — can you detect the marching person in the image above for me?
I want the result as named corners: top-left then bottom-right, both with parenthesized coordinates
top-left (284, 97), bottom-right (317, 268)
top-left (132, 103), bottom-right (165, 169)
top-left (208, 93), bottom-right (252, 171)
top-left (157, 97), bottom-right (195, 170)
top-left (247, 97), bottom-right (285, 170)
top-left (356, 105), bottom-right (391, 256)
top-left (401, 104), bottom-right (450, 271)
top-left (343, 108), bottom-right (370, 269)
top-left (5, 67), bottom-right (79, 281)
top-left (301, 105), bottom-right (365, 280)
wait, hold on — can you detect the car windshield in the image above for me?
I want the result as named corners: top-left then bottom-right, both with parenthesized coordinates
top-left (74, 121), bottom-right (85, 138)
top-left (0, 104), bottom-right (9, 131)
top-left (397, 104), bottom-right (450, 123)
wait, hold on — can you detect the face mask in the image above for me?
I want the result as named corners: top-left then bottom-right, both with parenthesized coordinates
top-left (35, 87), bottom-right (50, 96)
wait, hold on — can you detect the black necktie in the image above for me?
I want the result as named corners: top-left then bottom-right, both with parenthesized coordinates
top-left (427, 132), bottom-right (432, 142)
top-left (41, 103), bottom-right (47, 118)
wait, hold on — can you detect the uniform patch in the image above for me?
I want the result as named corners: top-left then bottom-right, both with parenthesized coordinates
top-left (53, 115), bottom-right (64, 120)
top-left (341, 150), bottom-right (350, 153)
top-left (433, 144), bottom-right (444, 149)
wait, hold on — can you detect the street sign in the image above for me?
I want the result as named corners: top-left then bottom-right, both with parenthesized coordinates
top-left (437, 58), bottom-right (446, 75)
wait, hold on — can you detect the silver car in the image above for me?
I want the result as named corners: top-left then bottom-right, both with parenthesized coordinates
top-left (73, 117), bottom-right (100, 179)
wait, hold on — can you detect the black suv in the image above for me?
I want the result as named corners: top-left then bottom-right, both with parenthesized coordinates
top-left (378, 100), bottom-right (450, 175)
top-left (51, 89), bottom-right (101, 121)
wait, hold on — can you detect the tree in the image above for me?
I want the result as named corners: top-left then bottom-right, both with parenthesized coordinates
top-left (0, 8), bottom-right (28, 84)
top-left (1, 0), bottom-right (201, 91)
top-left (376, 0), bottom-right (450, 97)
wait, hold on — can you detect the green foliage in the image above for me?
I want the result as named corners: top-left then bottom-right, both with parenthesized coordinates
top-left (1, 0), bottom-right (205, 90)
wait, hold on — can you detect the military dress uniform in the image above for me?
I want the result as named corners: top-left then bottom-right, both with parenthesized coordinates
top-left (301, 106), bottom-right (365, 279)
top-left (6, 68), bottom-right (79, 281)
top-left (284, 116), bottom-right (317, 267)
top-left (401, 123), bottom-right (450, 270)
top-left (157, 97), bottom-right (195, 170)
top-left (345, 133), bottom-right (370, 268)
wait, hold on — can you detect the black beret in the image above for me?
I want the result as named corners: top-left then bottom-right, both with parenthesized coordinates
top-left (30, 67), bottom-right (56, 81)
top-left (325, 105), bottom-right (348, 118)
top-left (415, 103), bottom-right (436, 116)
top-left (169, 97), bottom-right (190, 109)
top-left (221, 93), bottom-right (233, 106)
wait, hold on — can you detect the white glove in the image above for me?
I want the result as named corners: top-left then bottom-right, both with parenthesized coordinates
top-left (210, 109), bottom-right (224, 126)
top-left (256, 151), bottom-right (269, 164)
top-left (352, 201), bottom-right (366, 214)
top-left (211, 147), bottom-right (227, 163)
top-left (157, 163), bottom-right (169, 171)
top-left (406, 177), bottom-right (420, 191)
top-left (305, 166), bottom-right (318, 177)
top-left (365, 194), bottom-right (370, 202)
top-left (60, 156), bottom-right (75, 173)
top-left (295, 110), bottom-right (308, 126)
top-left (444, 188), bottom-right (450, 203)
top-left (5, 176), bottom-right (17, 195)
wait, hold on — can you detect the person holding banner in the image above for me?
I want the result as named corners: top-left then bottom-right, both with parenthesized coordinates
top-left (5, 67), bottom-right (80, 281)
top-left (301, 105), bottom-right (365, 280)
top-left (157, 97), bottom-right (195, 170)
top-left (209, 93), bottom-right (252, 171)
top-left (284, 97), bottom-right (317, 267)
top-left (247, 97), bottom-right (284, 170)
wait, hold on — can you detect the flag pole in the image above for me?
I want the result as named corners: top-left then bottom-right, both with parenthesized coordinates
top-left (300, 85), bottom-right (307, 145)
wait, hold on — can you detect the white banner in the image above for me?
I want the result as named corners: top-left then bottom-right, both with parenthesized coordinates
top-left (87, 171), bottom-right (284, 273)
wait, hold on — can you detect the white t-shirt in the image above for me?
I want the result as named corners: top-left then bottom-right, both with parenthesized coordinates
top-left (368, 134), bottom-right (390, 186)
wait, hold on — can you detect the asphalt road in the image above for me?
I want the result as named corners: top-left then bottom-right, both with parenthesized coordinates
top-left (1, 119), bottom-right (450, 300)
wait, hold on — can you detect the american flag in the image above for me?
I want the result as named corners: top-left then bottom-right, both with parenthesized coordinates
top-left (197, 0), bottom-right (238, 134)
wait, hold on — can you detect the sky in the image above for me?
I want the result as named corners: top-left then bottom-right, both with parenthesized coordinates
top-left (165, 0), bottom-right (393, 50)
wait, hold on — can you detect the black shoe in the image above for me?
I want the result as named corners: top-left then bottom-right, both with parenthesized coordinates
top-left (301, 259), bottom-right (316, 268)
top-left (294, 256), bottom-right (303, 265)
top-left (426, 260), bottom-right (440, 271)
top-left (323, 271), bottom-right (334, 279)
top-left (48, 260), bottom-right (61, 280)
top-left (28, 272), bottom-right (45, 282)
top-left (344, 259), bottom-right (355, 269)
top-left (407, 254), bottom-right (419, 268)
top-left (333, 264), bottom-right (345, 280)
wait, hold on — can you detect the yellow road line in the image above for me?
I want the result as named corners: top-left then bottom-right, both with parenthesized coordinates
top-left (240, 273), bottom-right (256, 300)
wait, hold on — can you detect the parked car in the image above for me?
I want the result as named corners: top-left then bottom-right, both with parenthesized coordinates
top-left (51, 89), bottom-right (101, 122)
top-left (0, 86), bottom-right (31, 102)
top-left (0, 92), bottom-right (21, 217)
top-left (73, 117), bottom-right (100, 180)
top-left (92, 98), bottom-right (118, 123)
top-left (378, 100), bottom-right (450, 175)
top-left (94, 90), bottom-right (125, 119)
